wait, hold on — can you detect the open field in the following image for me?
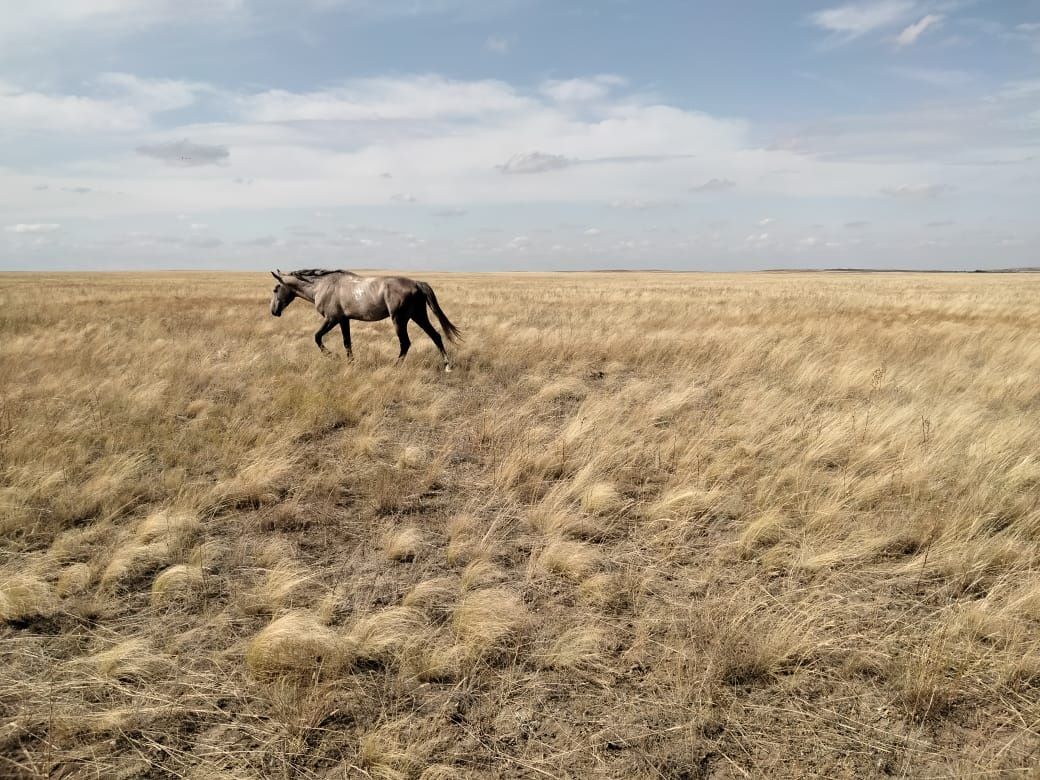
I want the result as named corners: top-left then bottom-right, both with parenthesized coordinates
top-left (3, 271), bottom-right (1040, 778)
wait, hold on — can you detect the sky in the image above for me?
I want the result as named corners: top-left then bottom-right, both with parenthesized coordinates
top-left (1, 0), bottom-right (1038, 271)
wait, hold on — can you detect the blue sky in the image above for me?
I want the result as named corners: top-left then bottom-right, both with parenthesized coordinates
top-left (1, 0), bottom-right (1038, 270)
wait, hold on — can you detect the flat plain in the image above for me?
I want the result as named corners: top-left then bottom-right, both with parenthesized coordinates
top-left (2, 271), bottom-right (1040, 778)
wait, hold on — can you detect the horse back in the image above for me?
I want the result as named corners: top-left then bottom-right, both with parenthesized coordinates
top-left (329, 275), bottom-right (419, 321)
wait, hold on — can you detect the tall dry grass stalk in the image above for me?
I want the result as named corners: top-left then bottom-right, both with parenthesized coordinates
top-left (2, 270), bottom-right (1040, 776)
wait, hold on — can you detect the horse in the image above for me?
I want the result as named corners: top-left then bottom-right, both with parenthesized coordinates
top-left (269, 269), bottom-right (461, 371)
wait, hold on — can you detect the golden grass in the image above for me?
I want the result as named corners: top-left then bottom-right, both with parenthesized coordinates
top-left (3, 270), bottom-right (1040, 776)
top-left (245, 611), bottom-right (347, 679)
top-left (536, 538), bottom-right (602, 580)
top-left (0, 575), bottom-right (56, 624)
top-left (452, 588), bottom-right (528, 656)
top-left (79, 638), bottom-right (173, 683)
top-left (383, 527), bottom-right (424, 563)
top-left (347, 606), bottom-right (425, 664)
top-left (150, 563), bottom-right (205, 607)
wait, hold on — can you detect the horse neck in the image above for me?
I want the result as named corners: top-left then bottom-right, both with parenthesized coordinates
top-left (287, 277), bottom-right (318, 303)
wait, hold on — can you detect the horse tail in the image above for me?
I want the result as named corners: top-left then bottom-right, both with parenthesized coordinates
top-left (417, 282), bottom-right (462, 343)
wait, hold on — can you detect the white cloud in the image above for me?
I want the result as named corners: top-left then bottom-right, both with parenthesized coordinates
top-left (238, 75), bottom-right (532, 122)
top-left (810, 1), bottom-right (913, 39)
top-left (994, 79), bottom-right (1040, 101)
top-left (896, 14), bottom-right (942, 46)
top-left (881, 183), bottom-right (954, 198)
top-left (0, 82), bottom-right (144, 131)
top-left (2, 72), bottom-right (755, 221)
top-left (498, 151), bottom-right (573, 174)
top-left (758, 217), bottom-right (775, 226)
top-left (0, 0), bottom-right (246, 53)
top-left (96, 72), bottom-right (209, 112)
top-left (690, 178), bottom-right (736, 192)
top-left (584, 227), bottom-right (601, 236)
top-left (5, 223), bottom-right (60, 233)
top-left (772, 99), bottom-right (1035, 164)
top-left (5, 70), bottom-right (1034, 274)
top-left (484, 35), bottom-right (510, 53)
top-left (539, 75), bottom-right (626, 103)
top-left (0, 74), bottom-right (209, 132)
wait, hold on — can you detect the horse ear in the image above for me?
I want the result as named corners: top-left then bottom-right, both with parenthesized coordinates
top-left (271, 271), bottom-right (283, 282)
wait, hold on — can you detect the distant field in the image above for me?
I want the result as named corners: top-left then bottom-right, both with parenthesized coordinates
top-left (3, 271), bottom-right (1040, 778)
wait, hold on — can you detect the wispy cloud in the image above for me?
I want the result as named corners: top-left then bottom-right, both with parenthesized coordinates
top-left (0, 83), bottom-right (143, 132)
top-left (810, 1), bottom-right (914, 40)
top-left (498, 151), bottom-right (573, 174)
top-left (0, 1), bottom-right (245, 60)
top-left (5, 223), bottom-right (60, 233)
top-left (540, 75), bottom-right (626, 103)
top-left (993, 79), bottom-right (1040, 101)
top-left (0, 75), bottom-right (208, 132)
top-left (238, 75), bottom-right (531, 121)
top-left (896, 14), bottom-right (942, 46)
top-left (881, 183), bottom-right (954, 198)
top-left (484, 35), bottom-right (510, 53)
top-left (690, 178), bottom-right (736, 192)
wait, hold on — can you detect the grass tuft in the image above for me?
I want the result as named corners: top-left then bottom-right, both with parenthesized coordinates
top-left (245, 611), bottom-right (348, 680)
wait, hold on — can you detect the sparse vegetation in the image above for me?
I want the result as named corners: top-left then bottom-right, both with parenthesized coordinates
top-left (2, 271), bottom-right (1040, 776)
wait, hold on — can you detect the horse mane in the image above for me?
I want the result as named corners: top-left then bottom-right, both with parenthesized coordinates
top-left (289, 268), bottom-right (357, 280)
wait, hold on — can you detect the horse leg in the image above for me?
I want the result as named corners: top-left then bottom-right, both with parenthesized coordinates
top-left (314, 317), bottom-right (337, 354)
top-left (340, 318), bottom-right (353, 359)
top-left (411, 306), bottom-right (451, 372)
top-left (393, 314), bottom-right (411, 361)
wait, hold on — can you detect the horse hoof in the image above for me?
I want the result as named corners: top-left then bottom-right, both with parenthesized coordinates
top-left (444, 365), bottom-right (453, 373)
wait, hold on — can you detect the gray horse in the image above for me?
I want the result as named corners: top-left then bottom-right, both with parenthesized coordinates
top-left (270, 269), bottom-right (461, 370)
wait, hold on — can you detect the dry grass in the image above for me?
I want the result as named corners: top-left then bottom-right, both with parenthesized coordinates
top-left (245, 611), bottom-right (347, 679)
top-left (0, 576), bottom-right (56, 624)
top-left (2, 270), bottom-right (1040, 777)
top-left (383, 527), bottom-right (424, 563)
